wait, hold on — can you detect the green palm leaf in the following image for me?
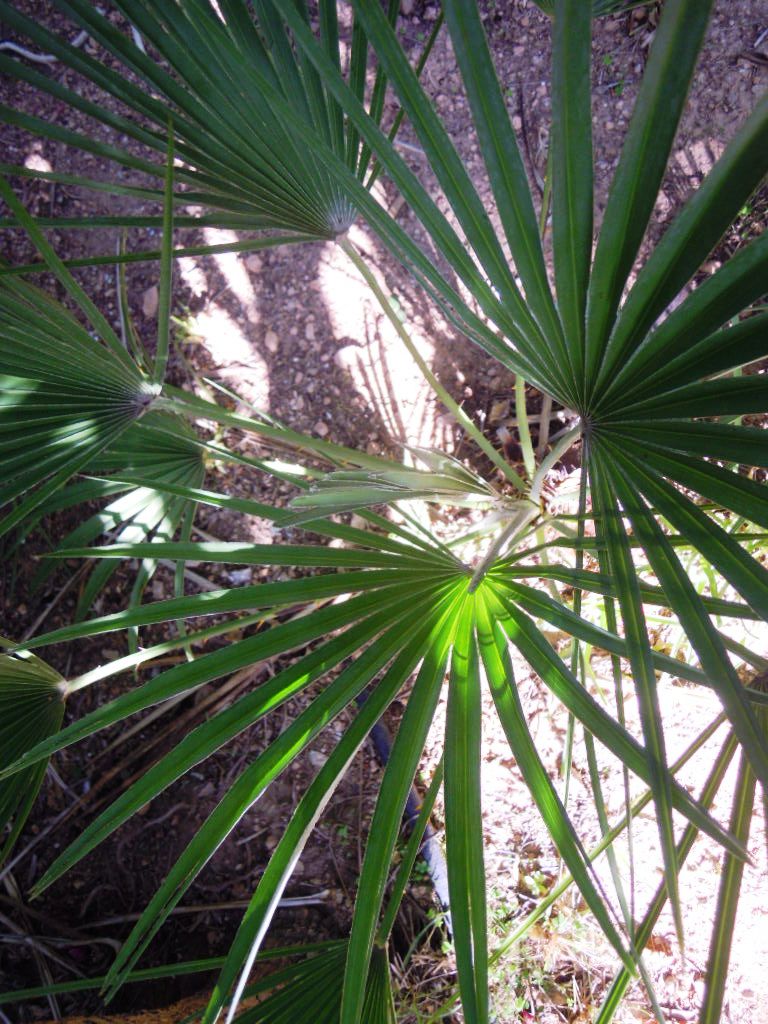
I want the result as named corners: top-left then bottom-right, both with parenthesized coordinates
top-left (0, 0), bottom-right (418, 252)
top-left (480, 582), bottom-right (742, 856)
top-left (0, 645), bottom-right (66, 863)
top-left (99, 577), bottom-right (460, 1000)
top-left (0, 176), bottom-right (159, 538)
top-left (286, 456), bottom-right (499, 524)
top-left (596, 93), bottom-right (768, 392)
top-left (27, 412), bottom-right (206, 619)
top-left (550, 0), bottom-right (593, 384)
top-left (0, 275), bottom-right (156, 538)
top-left (231, 942), bottom-right (394, 1024)
top-left (29, 587), bottom-right (452, 897)
top-left (698, 736), bottom-right (761, 1024)
top-left (440, 0), bottom-right (564, 367)
top-left (476, 588), bottom-right (632, 970)
top-left (589, 450), bottom-right (682, 948)
top-left (443, 602), bottom-right (489, 1024)
top-left (595, 729), bottom-right (740, 1023)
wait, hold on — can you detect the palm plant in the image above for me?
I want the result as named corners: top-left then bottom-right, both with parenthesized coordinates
top-left (1, 2), bottom-right (767, 1023)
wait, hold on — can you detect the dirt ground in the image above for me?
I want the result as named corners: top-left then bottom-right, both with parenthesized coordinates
top-left (1, 1), bottom-right (767, 1022)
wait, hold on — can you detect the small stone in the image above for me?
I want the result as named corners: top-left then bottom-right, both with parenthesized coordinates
top-left (308, 750), bottom-right (328, 770)
top-left (305, 322), bottom-right (316, 341)
top-left (313, 420), bottom-right (329, 437)
top-left (24, 152), bottom-right (52, 173)
top-left (244, 252), bottom-right (263, 272)
top-left (264, 329), bottom-right (279, 353)
top-left (142, 284), bottom-right (159, 318)
top-left (227, 568), bottom-right (253, 585)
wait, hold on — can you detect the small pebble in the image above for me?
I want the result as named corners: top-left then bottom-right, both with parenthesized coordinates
top-left (142, 284), bottom-right (159, 318)
top-left (264, 329), bottom-right (279, 353)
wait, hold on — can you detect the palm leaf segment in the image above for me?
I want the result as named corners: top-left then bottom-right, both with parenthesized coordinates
top-left (0, 0), bottom-right (411, 247)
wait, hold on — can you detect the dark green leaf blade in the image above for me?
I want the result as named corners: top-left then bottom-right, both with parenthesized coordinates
top-left (442, 0), bottom-right (566, 377)
top-left (589, 446), bottom-right (684, 947)
top-left (551, 0), bottom-right (593, 385)
top-left (585, 0), bottom-right (713, 389)
top-left (699, 745), bottom-right (759, 1024)
top-left (443, 599), bottom-right (489, 1023)
top-left (606, 455), bottom-right (768, 790)
top-left (597, 90), bottom-right (768, 394)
